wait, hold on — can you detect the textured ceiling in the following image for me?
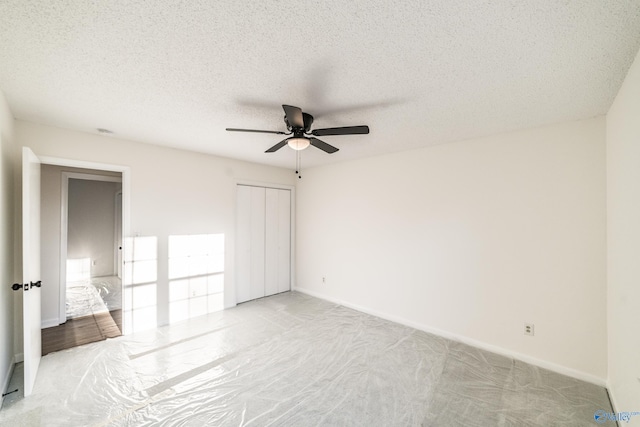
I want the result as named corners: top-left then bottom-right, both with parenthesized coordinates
top-left (1, 1), bottom-right (640, 169)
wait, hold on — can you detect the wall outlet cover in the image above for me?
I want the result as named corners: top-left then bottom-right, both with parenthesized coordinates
top-left (524, 323), bottom-right (535, 336)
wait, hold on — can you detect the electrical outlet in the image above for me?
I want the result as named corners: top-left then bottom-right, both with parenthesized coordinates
top-left (524, 323), bottom-right (535, 336)
top-left (322, 277), bottom-right (326, 284)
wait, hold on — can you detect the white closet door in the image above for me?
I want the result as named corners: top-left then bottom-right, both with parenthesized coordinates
top-left (265, 188), bottom-right (291, 296)
top-left (236, 185), bottom-right (266, 303)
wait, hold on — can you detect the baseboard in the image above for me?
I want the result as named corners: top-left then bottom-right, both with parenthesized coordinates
top-left (1, 355), bottom-right (16, 409)
top-left (14, 353), bottom-right (23, 363)
top-left (606, 385), bottom-right (623, 427)
top-left (294, 286), bottom-right (607, 387)
top-left (41, 318), bottom-right (60, 329)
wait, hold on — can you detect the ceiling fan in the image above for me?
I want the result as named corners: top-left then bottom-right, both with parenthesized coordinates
top-left (226, 104), bottom-right (369, 154)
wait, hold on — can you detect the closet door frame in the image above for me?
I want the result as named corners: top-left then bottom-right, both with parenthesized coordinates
top-left (234, 180), bottom-right (295, 305)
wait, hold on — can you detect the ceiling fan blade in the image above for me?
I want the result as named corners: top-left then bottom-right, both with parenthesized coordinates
top-left (265, 139), bottom-right (289, 153)
top-left (311, 125), bottom-right (369, 136)
top-left (309, 137), bottom-right (339, 154)
top-left (226, 128), bottom-right (287, 135)
top-left (282, 105), bottom-right (304, 128)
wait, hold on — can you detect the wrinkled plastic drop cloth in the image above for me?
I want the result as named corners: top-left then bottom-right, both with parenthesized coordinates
top-left (0, 292), bottom-right (612, 426)
top-left (91, 276), bottom-right (122, 311)
top-left (65, 281), bottom-right (110, 318)
top-left (66, 277), bottom-right (122, 319)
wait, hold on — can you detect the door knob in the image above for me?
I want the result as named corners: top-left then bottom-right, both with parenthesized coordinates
top-left (10, 281), bottom-right (41, 291)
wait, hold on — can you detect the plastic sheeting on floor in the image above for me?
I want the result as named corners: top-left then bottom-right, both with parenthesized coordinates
top-left (1, 292), bottom-right (612, 426)
top-left (92, 276), bottom-right (122, 311)
top-left (66, 276), bottom-right (122, 319)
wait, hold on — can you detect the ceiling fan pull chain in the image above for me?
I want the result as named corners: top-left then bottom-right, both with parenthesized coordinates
top-left (295, 151), bottom-right (302, 179)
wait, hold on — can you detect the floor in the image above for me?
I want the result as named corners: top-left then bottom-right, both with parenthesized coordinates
top-left (1, 292), bottom-right (612, 426)
top-left (40, 276), bottom-right (123, 355)
top-left (66, 276), bottom-right (122, 318)
top-left (41, 310), bottom-right (122, 356)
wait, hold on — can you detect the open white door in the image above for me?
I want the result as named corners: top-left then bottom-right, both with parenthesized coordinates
top-left (22, 147), bottom-right (42, 396)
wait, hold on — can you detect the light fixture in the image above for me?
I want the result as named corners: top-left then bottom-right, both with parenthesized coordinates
top-left (287, 137), bottom-right (310, 151)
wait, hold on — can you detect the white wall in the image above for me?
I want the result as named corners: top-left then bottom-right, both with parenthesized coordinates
top-left (0, 90), bottom-right (16, 404)
top-left (17, 120), bottom-right (296, 335)
top-left (39, 165), bottom-right (60, 327)
top-left (606, 47), bottom-right (640, 420)
top-left (68, 178), bottom-right (121, 277)
top-left (296, 117), bottom-right (607, 383)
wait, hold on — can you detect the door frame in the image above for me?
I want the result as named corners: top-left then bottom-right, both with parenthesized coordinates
top-left (115, 190), bottom-right (123, 279)
top-left (38, 156), bottom-right (131, 329)
top-left (234, 180), bottom-right (296, 305)
top-left (59, 172), bottom-right (123, 325)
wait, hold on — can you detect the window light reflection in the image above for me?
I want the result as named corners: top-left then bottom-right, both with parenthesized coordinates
top-left (123, 236), bottom-right (158, 333)
top-left (66, 258), bottom-right (91, 282)
top-left (168, 234), bottom-right (225, 324)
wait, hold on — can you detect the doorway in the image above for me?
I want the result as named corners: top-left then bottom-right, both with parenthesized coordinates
top-left (18, 148), bottom-right (130, 396)
top-left (40, 166), bottom-right (124, 355)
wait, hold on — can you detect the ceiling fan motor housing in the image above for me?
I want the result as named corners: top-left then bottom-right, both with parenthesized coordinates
top-left (284, 112), bottom-right (314, 133)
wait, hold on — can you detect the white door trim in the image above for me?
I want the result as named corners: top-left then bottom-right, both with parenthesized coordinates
top-left (114, 191), bottom-right (123, 278)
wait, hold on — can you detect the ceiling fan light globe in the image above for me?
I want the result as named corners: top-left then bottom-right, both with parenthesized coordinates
top-left (287, 137), bottom-right (310, 151)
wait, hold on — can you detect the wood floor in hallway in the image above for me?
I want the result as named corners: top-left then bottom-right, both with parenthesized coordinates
top-left (41, 310), bottom-right (121, 356)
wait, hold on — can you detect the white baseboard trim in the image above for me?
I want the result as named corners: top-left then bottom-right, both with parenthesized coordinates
top-left (41, 318), bottom-right (60, 329)
top-left (14, 353), bottom-right (23, 363)
top-left (606, 383), bottom-right (619, 414)
top-left (294, 286), bottom-right (607, 387)
top-left (1, 355), bottom-right (17, 408)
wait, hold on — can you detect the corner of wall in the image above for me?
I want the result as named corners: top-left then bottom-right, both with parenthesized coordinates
top-left (0, 88), bottom-right (17, 397)
top-left (605, 44), bottom-right (640, 422)
top-left (0, 354), bottom-right (17, 408)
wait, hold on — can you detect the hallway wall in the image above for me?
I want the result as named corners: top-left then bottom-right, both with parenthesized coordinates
top-left (67, 178), bottom-right (121, 278)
